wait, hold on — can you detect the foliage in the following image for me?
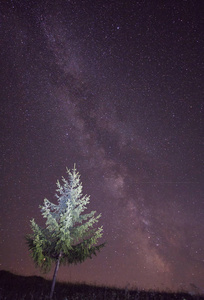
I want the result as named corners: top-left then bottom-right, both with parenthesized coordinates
top-left (26, 165), bottom-right (105, 273)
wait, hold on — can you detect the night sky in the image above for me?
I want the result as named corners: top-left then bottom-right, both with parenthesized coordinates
top-left (1, 0), bottom-right (204, 294)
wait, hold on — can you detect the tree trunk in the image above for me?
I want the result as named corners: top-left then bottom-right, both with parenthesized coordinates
top-left (49, 252), bottom-right (62, 300)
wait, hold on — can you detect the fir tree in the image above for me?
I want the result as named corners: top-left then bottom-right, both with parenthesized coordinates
top-left (26, 165), bottom-right (105, 299)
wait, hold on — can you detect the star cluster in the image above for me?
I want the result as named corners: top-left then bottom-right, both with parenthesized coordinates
top-left (1, 0), bottom-right (203, 293)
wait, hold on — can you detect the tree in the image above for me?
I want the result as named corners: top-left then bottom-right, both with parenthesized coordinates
top-left (26, 165), bottom-right (105, 299)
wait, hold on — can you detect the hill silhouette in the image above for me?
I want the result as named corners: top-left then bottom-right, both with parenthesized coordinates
top-left (0, 270), bottom-right (203, 299)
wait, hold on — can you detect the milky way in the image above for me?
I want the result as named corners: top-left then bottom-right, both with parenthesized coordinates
top-left (1, 0), bottom-right (204, 293)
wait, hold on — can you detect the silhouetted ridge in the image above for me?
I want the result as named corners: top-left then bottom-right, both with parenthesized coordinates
top-left (0, 270), bottom-right (203, 299)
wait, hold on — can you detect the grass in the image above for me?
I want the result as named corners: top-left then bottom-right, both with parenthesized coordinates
top-left (0, 270), bottom-right (203, 300)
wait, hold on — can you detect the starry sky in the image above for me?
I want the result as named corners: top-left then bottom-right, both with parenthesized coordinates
top-left (0, 0), bottom-right (204, 294)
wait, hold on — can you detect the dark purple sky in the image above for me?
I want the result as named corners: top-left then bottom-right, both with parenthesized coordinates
top-left (1, 0), bottom-right (204, 294)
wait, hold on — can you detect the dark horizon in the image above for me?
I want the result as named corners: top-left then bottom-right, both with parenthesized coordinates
top-left (1, 0), bottom-right (203, 295)
top-left (1, 269), bottom-right (204, 298)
